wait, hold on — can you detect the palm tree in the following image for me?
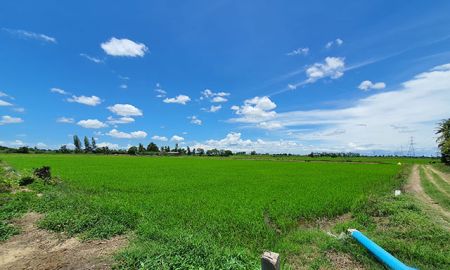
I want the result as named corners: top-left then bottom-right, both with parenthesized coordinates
top-left (436, 118), bottom-right (450, 164)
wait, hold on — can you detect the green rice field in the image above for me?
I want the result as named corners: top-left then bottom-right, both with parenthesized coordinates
top-left (0, 154), bottom-right (410, 268)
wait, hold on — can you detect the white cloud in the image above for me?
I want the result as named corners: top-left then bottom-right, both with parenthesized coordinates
top-left (201, 89), bottom-right (230, 103)
top-left (257, 121), bottom-right (284, 130)
top-left (0, 91), bottom-right (13, 99)
top-left (107, 104), bottom-right (143, 116)
top-left (106, 116), bottom-right (135, 124)
top-left (36, 142), bottom-right (47, 148)
top-left (171, 135), bottom-right (184, 142)
top-left (258, 63), bottom-right (450, 154)
top-left (57, 117), bottom-right (75, 123)
top-left (325, 38), bottom-right (344, 49)
top-left (2, 28), bottom-right (56, 43)
top-left (212, 96), bottom-right (228, 103)
top-left (287, 84), bottom-right (297, 90)
top-left (0, 115), bottom-right (23, 125)
top-left (67, 95), bottom-right (101, 106)
top-left (107, 129), bottom-right (147, 139)
top-left (358, 80), bottom-right (386, 91)
top-left (163, 95), bottom-right (191, 105)
top-left (80, 53), bottom-right (103, 63)
top-left (0, 100), bottom-right (12, 106)
top-left (189, 116), bottom-right (202, 125)
top-left (77, 119), bottom-right (108, 129)
top-left (10, 140), bottom-right (25, 146)
top-left (101, 37), bottom-right (148, 57)
top-left (96, 142), bottom-right (119, 149)
top-left (51, 87), bottom-right (69, 95)
top-left (119, 84), bottom-right (128, 89)
top-left (13, 107), bottom-right (25, 113)
top-left (192, 132), bottom-right (299, 153)
top-left (286, 47), bottom-right (309, 56)
top-left (206, 105), bottom-right (222, 112)
top-left (305, 57), bottom-right (345, 82)
top-left (230, 96), bottom-right (277, 123)
top-left (151, 135), bottom-right (168, 142)
top-left (155, 83), bottom-right (167, 98)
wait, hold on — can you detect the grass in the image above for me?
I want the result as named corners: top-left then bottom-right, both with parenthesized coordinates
top-left (0, 154), bottom-right (448, 269)
top-left (428, 170), bottom-right (450, 194)
top-left (229, 154), bottom-right (437, 164)
top-left (420, 166), bottom-right (450, 210)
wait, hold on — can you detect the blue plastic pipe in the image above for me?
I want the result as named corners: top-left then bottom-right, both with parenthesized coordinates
top-left (348, 229), bottom-right (417, 270)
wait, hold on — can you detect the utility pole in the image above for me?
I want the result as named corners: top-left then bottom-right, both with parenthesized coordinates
top-left (407, 136), bottom-right (415, 157)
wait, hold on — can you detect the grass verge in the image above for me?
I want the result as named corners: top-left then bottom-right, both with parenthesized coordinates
top-left (420, 167), bottom-right (450, 210)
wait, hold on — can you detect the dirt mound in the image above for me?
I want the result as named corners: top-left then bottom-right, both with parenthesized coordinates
top-left (0, 212), bottom-right (127, 270)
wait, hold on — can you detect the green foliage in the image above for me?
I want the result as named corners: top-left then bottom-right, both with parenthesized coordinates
top-left (73, 135), bottom-right (82, 153)
top-left (0, 192), bottom-right (37, 241)
top-left (436, 118), bottom-right (450, 164)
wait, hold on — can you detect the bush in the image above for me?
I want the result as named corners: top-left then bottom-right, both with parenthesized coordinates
top-left (19, 176), bottom-right (34, 186)
top-left (34, 166), bottom-right (51, 181)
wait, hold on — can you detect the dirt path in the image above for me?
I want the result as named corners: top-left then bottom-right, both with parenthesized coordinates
top-left (427, 165), bottom-right (450, 184)
top-left (423, 166), bottom-right (450, 196)
top-left (405, 165), bottom-right (450, 229)
top-left (0, 213), bottom-right (127, 270)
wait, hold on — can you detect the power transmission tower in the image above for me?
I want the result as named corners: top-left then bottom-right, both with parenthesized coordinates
top-left (407, 136), bottom-right (415, 157)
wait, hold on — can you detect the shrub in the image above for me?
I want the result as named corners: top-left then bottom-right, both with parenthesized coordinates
top-left (34, 166), bottom-right (51, 181)
top-left (19, 176), bottom-right (34, 186)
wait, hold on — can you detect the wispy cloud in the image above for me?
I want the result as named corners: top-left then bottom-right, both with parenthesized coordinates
top-left (2, 28), bottom-right (56, 43)
top-left (0, 115), bottom-right (23, 125)
top-left (286, 47), bottom-right (309, 56)
top-left (56, 117), bottom-right (75, 124)
top-left (50, 87), bottom-right (70, 95)
top-left (80, 53), bottom-right (103, 63)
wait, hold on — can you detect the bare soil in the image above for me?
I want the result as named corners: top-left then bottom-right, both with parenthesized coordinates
top-left (0, 212), bottom-right (127, 270)
top-left (325, 250), bottom-right (366, 270)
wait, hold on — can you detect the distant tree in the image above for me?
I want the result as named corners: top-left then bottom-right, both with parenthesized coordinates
top-left (187, 146), bottom-right (191, 155)
top-left (73, 135), bottom-right (82, 153)
top-left (147, 142), bottom-right (159, 152)
top-left (84, 136), bottom-right (92, 152)
top-left (17, 146), bottom-right (29, 154)
top-left (138, 143), bottom-right (145, 153)
top-left (59, 145), bottom-right (70, 153)
top-left (128, 146), bottom-right (138, 155)
top-left (437, 118), bottom-right (450, 164)
top-left (250, 150), bottom-right (257, 155)
top-left (197, 148), bottom-right (204, 156)
top-left (91, 137), bottom-right (97, 151)
top-left (174, 143), bottom-right (179, 151)
top-left (223, 150), bottom-right (233, 156)
top-left (192, 148), bottom-right (196, 155)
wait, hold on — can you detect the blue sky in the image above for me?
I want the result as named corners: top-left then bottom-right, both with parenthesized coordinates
top-left (1, 1), bottom-right (450, 155)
